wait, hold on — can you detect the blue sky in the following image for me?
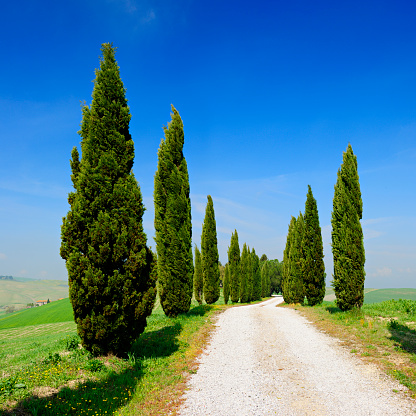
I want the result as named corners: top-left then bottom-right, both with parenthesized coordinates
top-left (0, 0), bottom-right (415, 288)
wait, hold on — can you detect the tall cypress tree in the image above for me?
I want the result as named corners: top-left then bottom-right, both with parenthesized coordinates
top-left (223, 263), bottom-right (230, 304)
top-left (201, 195), bottom-right (220, 304)
top-left (240, 243), bottom-right (249, 303)
top-left (154, 105), bottom-right (193, 317)
top-left (251, 248), bottom-right (262, 301)
top-left (331, 144), bottom-right (365, 311)
top-left (303, 185), bottom-right (326, 306)
top-left (60, 44), bottom-right (157, 356)
top-left (228, 230), bottom-right (240, 303)
top-left (290, 212), bottom-right (305, 304)
top-left (193, 245), bottom-right (203, 305)
top-left (282, 217), bottom-right (296, 303)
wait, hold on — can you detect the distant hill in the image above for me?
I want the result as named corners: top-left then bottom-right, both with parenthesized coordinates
top-left (0, 298), bottom-right (73, 329)
top-left (0, 277), bottom-right (69, 309)
top-left (324, 288), bottom-right (416, 304)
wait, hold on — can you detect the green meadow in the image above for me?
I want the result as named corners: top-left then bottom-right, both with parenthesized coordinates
top-left (0, 293), bottom-right (229, 416)
top-left (324, 287), bottom-right (416, 304)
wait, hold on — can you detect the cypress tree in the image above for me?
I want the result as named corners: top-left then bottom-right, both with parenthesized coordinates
top-left (240, 243), bottom-right (249, 303)
top-left (261, 261), bottom-right (268, 297)
top-left (228, 230), bottom-right (240, 303)
top-left (223, 263), bottom-right (230, 304)
top-left (331, 144), bottom-right (365, 311)
top-left (282, 217), bottom-right (296, 303)
top-left (60, 43), bottom-right (157, 356)
top-left (154, 105), bottom-right (193, 317)
top-left (251, 248), bottom-right (262, 301)
top-left (193, 245), bottom-right (203, 305)
top-left (303, 185), bottom-right (326, 306)
top-left (201, 195), bottom-right (220, 304)
top-left (290, 212), bottom-right (305, 304)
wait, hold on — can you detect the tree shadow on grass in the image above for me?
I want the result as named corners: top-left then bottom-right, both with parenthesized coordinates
top-left (387, 320), bottom-right (416, 354)
top-left (326, 306), bottom-right (343, 314)
top-left (3, 322), bottom-right (182, 416)
top-left (185, 304), bottom-right (213, 317)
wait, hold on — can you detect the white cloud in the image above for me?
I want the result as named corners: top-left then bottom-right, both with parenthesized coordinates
top-left (369, 267), bottom-right (392, 278)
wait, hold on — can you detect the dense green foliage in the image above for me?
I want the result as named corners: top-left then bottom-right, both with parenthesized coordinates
top-left (261, 261), bottom-right (269, 297)
top-left (60, 44), bottom-right (157, 356)
top-left (228, 230), bottom-right (241, 303)
top-left (154, 105), bottom-right (193, 317)
top-left (239, 243), bottom-right (250, 303)
top-left (223, 264), bottom-right (230, 304)
top-left (251, 248), bottom-right (262, 301)
top-left (267, 259), bottom-right (282, 295)
top-left (282, 217), bottom-right (296, 302)
top-left (193, 246), bottom-right (203, 305)
top-left (302, 185), bottom-right (326, 306)
top-left (282, 214), bottom-right (305, 304)
top-left (201, 196), bottom-right (220, 304)
top-left (331, 144), bottom-right (365, 311)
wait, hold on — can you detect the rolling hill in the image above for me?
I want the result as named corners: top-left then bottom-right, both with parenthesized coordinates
top-left (0, 276), bottom-right (69, 309)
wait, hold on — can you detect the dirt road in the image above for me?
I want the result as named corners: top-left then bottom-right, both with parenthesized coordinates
top-left (178, 296), bottom-right (415, 415)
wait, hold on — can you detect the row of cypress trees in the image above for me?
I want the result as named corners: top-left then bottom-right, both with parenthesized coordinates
top-left (281, 144), bottom-right (365, 311)
top-left (221, 230), bottom-right (266, 304)
top-left (282, 186), bottom-right (326, 306)
top-left (61, 44), bottom-right (222, 355)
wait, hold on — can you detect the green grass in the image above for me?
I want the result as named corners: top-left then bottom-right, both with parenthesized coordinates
top-left (324, 287), bottom-right (416, 304)
top-left (0, 293), bottom-right (231, 416)
top-left (364, 288), bottom-right (416, 304)
top-left (0, 298), bottom-right (74, 329)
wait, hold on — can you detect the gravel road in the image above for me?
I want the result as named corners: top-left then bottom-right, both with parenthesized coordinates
top-left (178, 296), bottom-right (415, 415)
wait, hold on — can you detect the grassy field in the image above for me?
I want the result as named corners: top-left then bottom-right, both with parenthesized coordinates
top-left (0, 278), bottom-right (69, 310)
top-left (323, 287), bottom-right (416, 304)
top-left (0, 298), bottom-right (73, 329)
top-left (0, 293), bottom-right (231, 416)
top-left (288, 298), bottom-right (416, 397)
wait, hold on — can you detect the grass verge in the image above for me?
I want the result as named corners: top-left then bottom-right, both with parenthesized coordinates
top-left (1, 300), bottom-right (229, 416)
top-left (284, 299), bottom-right (416, 397)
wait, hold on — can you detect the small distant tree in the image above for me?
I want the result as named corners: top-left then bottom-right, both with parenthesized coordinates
top-left (154, 105), bottom-right (193, 317)
top-left (251, 248), bottom-right (262, 301)
top-left (303, 185), bottom-right (325, 306)
top-left (60, 44), bottom-right (157, 356)
top-left (47, 299), bottom-right (50, 304)
top-left (260, 254), bottom-right (268, 264)
top-left (201, 195), bottom-right (220, 304)
top-left (261, 261), bottom-right (269, 297)
top-left (193, 245), bottom-right (203, 305)
top-left (268, 259), bottom-right (282, 295)
top-left (240, 243), bottom-right (249, 303)
top-left (228, 230), bottom-right (240, 303)
top-left (223, 263), bottom-right (230, 304)
top-left (332, 144), bottom-right (365, 311)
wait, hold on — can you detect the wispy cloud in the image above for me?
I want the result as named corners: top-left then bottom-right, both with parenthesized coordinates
top-left (369, 267), bottom-right (392, 278)
top-left (0, 177), bottom-right (69, 199)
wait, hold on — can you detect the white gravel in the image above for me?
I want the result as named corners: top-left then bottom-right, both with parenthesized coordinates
top-left (178, 296), bottom-right (415, 415)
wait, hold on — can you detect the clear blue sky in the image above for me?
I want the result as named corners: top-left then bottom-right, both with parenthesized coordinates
top-left (0, 0), bottom-right (415, 288)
